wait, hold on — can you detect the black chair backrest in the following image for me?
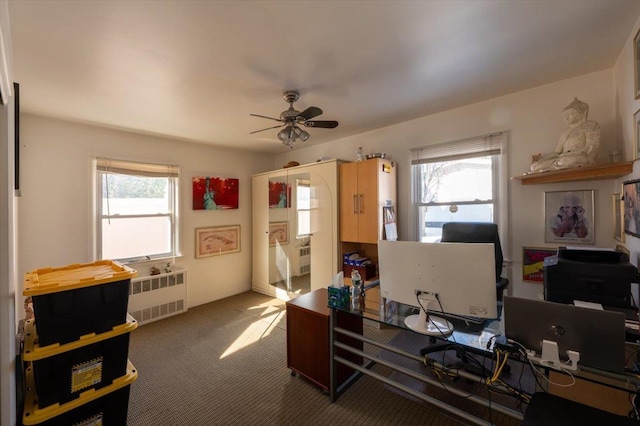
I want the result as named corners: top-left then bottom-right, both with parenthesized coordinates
top-left (440, 222), bottom-right (503, 281)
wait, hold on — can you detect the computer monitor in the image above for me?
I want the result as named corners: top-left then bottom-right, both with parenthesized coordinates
top-left (504, 296), bottom-right (626, 373)
top-left (378, 240), bottom-right (498, 336)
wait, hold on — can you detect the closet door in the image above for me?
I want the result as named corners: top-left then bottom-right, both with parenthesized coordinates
top-left (251, 174), bottom-right (269, 295)
top-left (268, 170), bottom-right (291, 294)
top-left (303, 162), bottom-right (338, 291)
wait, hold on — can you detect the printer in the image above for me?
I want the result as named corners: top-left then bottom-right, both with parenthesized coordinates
top-left (543, 247), bottom-right (638, 309)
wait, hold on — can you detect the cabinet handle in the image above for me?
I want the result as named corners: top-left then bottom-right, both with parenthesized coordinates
top-left (358, 194), bottom-right (363, 213)
top-left (353, 195), bottom-right (357, 214)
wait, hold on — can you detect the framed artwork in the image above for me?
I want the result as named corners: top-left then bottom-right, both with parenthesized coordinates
top-left (544, 190), bottom-right (595, 244)
top-left (612, 193), bottom-right (625, 243)
top-left (195, 225), bottom-right (240, 258)
top-left (268, 180), bottom-right (291, 208)
top-left (268, 221), bottom-right (288, 246)
top-left (635, 28), bottom-right (640, 99)
top-left (635, 109), bottom-right (640, 160)
top-left (522, 247), bottom-right (557, 283)
top-left (623, 179), bottom-right (640, 238)
top-left (192, 176), bottom-right (239, 210)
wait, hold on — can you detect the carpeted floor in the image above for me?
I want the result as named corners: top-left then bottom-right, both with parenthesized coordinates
top-left (126, 291), bottom-right (524, 425)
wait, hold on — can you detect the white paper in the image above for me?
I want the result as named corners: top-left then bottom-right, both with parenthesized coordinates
top-left (573, 300), bottom-right (604, 310)
top-left (565, 246), bottom-right (615, 252)
top-left (384, 223), bottom-right (398, 241)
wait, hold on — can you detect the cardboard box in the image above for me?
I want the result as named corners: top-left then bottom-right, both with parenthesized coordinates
top-left (328, 286), bottom-right (350, 309)
top-left (343, 264), bottom-right (377, 281)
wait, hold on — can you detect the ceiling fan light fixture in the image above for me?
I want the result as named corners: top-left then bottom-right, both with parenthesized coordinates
top-left (277, 128), bottom-right (289, 142)
top-left (299, 129), bottom-right (310, 141)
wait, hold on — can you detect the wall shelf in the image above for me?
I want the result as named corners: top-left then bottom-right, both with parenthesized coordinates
top-left (511, 161), bottom-right (633, 185)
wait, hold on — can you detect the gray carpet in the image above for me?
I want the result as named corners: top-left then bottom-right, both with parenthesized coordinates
top-left (126, 291), bottom-right (520, 425)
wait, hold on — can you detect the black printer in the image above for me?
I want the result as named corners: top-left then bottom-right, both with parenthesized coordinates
top-left (543, 247), bottom-right (638, 309)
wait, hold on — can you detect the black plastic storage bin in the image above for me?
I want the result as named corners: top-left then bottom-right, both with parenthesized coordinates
top-left (22, 360), bottom-right (137, 426)
top-left (23, 260), bottom-right (136, 346)
top-left (22, 315), bottom-right (137, 409)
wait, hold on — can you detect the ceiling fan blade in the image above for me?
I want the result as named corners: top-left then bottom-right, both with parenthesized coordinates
top-left (297, 106), bottom-right (323, 120)
top-left (249, 124), bottom-right (285, 134)
top-left (250, 113), bottom-right (284, 123)
top-left (303, 120), bottom-right (339, 129)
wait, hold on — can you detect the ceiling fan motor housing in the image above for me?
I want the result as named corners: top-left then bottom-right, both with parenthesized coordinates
top-left (280, 90), bottom-right (301, 121)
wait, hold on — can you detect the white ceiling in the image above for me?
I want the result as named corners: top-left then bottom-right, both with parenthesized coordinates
top-left (7, 0), bottom-right (640, 154)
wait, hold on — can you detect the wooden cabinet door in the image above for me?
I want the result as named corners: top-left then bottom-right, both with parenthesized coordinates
top-left (357, 160), bottom-right (380, 243)
top-left (339, 162), bottom-right (359, 242)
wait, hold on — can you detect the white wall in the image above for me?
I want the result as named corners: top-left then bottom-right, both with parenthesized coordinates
top-left (0, 93), bottom-right (16, 426)
top-left (277, 70), bottom-right (622, 300)
top-left (0, 1), bottom-right (17, 424)
top-left (18, 114), bottom-right (274, 308)
top-left (615, 17), bottom-right (640, 269)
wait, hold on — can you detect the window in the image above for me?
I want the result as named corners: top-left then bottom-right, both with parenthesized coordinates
top-left (296, 178), bottom-right (311, 238)
top-left (95, 158), bottom-right (180, 261)
top-left (411, 132), bottom-right (507, 242)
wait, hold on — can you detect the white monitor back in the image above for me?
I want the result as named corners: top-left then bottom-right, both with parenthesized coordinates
top-left (378, 240), bottom-right (498, 319)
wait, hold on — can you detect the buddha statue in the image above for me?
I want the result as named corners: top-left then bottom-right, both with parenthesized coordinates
top-left (530, 98), bottom-right (601, 173)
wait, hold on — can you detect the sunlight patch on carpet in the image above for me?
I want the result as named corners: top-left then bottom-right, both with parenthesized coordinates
top-left (220, 311), bottom-right (283, 358)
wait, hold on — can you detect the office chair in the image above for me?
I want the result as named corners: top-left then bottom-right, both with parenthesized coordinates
top-left (419, 222), bottom-right (510, 376)
top-left (440, 222), bottom-right (509, 301)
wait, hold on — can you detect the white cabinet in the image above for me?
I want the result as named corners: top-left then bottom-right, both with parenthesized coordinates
top-left (252, 160), bottom-right (340, 299)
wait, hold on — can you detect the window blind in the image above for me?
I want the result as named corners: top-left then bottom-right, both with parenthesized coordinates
top-left (410, 132), bottom-right (505, 165)
top-left (96, 158), bottom-right (179, 178)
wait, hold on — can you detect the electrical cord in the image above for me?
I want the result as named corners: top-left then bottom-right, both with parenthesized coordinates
top-left (416, 295), bottom-right (530, 418)
top-left (414, 292), bottom-right (458, 343)
top-left (628, 392), bottom-right (639, 420)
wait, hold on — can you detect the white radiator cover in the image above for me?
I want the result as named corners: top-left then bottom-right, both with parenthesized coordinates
top-left (291, 245), bottom-right (311, 277)
top-left (129, 266), bottom-right (187, 325)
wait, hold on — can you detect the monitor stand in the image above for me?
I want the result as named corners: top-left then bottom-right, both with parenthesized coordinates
top-left (404, 301), bottom-right (454, 337)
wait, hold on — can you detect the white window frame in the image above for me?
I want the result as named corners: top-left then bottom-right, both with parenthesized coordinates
top-left (295, 178), bottom-right (311, 239)
top-left (410, 131), bottom-right (509, 250)
top-left (94, 158), bottom-right (180, 262)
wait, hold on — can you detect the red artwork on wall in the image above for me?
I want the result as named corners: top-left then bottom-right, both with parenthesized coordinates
top-left (268, 181), bottom-right (290, 208)
top-left (192, 177), bottom-right (239, 210)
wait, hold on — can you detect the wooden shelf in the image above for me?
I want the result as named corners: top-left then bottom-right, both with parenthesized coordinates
top-left (511, 162), bottom-right (633, 185)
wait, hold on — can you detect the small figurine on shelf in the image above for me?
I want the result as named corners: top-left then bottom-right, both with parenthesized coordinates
top-left (164, 262), bottom-right (172, 273)
top-left (356, 147), bottom-right (364, 162)
top-left (150, 265), bottom-right (161, 275)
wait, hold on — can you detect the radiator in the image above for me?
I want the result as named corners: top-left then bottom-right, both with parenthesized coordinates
top-left (129, 266), bottom-right (187, 325)
top-left (291, 245), bottom-right (311, 276)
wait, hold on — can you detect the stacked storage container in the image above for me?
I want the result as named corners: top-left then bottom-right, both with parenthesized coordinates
top-left (20, 260), bottom-right (138, 426)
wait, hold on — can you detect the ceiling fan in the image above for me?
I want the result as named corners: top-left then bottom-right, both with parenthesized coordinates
top-left (250, 90), bottom-right (339, 148)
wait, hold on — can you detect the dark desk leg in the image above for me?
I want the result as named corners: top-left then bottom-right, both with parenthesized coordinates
top-left (329, 307), bottom-right (337, 402)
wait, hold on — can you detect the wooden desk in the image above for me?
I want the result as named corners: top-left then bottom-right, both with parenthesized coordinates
top-left (286, 288), bottom-right (363, 391)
